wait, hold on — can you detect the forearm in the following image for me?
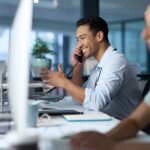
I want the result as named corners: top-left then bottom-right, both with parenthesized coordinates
top-left (114, 143), bottom-right (150, 150)
top-left (72, 63), bottom-right (83, 86)
top-left (106, 118), bottom-right (139, 141)
top-left (106, 102), bottom-right (150, 141)
top-left (62, 78), bottom-right (85, 103)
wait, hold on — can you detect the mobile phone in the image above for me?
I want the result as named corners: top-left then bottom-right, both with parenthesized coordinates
top-left (75, 50), bottom-right (83, 63)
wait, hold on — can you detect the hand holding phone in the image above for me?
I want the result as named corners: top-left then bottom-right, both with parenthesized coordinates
top-left (75, 50), bottom-right (83, 63)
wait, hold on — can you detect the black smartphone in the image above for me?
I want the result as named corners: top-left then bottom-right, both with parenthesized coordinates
top-left (76, 50), bottom-right (83, 63)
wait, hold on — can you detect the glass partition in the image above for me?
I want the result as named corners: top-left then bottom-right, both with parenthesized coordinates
top-left (125, 21), bottom-right (147, 72)
top-left (0, 26), bottom-right (10, 61)
top-left (108, 23), bottom-right (122, 52)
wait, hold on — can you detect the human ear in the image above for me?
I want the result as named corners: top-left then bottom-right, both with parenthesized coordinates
top-left (96, 31), bottom-right (104, 42)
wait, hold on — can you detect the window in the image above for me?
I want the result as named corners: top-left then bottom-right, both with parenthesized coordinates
top-left (0, 26), bottom-right (65, 79)
top-left (108, 20), bottom-right (148, 73)
top-left (108, 23), bottom-right (122, 52)
top-left (0, 26), bottom-right (10, 61)
top-left (31, 30), bottom-right (63, 70)
top-left (125, 21), bottom-right (147, 72)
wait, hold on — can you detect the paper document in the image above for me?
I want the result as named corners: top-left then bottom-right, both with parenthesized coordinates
top-left (63, 113), bottom-right (111, 122)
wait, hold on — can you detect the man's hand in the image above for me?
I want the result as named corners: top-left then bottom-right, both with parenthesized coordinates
top-left (72, 47), bottom-right (84, 65)
top-left (70, 131), bottom-right (115, 150)
top-left (41, 64), bottom-right (66, 88)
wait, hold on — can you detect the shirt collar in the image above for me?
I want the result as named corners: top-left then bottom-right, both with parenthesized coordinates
top-left (97, 45), bottom-right (115, 68)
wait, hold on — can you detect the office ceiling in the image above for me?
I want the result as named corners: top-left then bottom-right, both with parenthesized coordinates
top-left (0, 0), bottom-right (149, 28)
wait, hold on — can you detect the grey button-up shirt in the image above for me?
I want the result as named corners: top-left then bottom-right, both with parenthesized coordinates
top-left (83, 46), bottom-right (142, 119)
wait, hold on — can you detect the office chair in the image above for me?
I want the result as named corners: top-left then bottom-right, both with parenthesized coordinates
top-left (141, 79), bottom-right (150, 134)
top-left (141, 79), bottom-right (150, 99)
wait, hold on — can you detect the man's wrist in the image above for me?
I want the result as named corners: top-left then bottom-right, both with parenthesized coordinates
top-left (60, 77), bottom-right (68, 88)
top-left (113, 143), bottom-right (122, 150)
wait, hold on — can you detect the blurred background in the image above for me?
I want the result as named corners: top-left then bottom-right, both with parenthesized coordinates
top-left (0, 0), bottom-right (149, 78)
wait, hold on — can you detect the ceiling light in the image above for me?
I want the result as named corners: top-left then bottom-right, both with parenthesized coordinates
top-left (34, 0), bottom-right (58, 9)
top-left (34, 0), bottom-right (39, 3)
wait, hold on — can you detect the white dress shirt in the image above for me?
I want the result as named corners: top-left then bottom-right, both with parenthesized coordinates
top-left (83, 46), bottom-right (142, 120)
top-left (144, 91), bottom-right (150, 107)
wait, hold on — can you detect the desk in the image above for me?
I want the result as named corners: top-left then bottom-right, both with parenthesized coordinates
top-left (36, 97), bottom-right (119, 139)
top-left (0, 96), bottom-right (150, 150)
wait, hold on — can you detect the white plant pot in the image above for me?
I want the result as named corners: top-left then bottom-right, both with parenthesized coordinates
top-left (31, 58), bottom-right (51, 78)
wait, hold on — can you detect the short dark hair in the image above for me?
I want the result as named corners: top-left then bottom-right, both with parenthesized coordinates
top-left (76, 16), bottom-right (109, 43)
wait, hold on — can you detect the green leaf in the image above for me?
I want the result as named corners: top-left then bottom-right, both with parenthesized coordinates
top-left (31, 38), bottom-right (56, 59)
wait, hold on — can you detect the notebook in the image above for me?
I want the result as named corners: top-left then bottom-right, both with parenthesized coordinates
top-left (63, 113), bottom-right (111, 122)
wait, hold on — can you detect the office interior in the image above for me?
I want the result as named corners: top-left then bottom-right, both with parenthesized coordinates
top-left (0, 0), bottom-right (149, 103)
top-left (0, 0), bottom-right (150, 76)
top-left (0, 0), bottom-right (150, 149)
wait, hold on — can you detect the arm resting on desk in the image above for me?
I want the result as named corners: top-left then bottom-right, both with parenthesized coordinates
top-left (106, 101), bottom-right (150, 141)
top-left (70, 131), bottom-right (150, 150)
top-left (70, 102), bottom-right (150, 150)
top-left (114, 143), bottom-right (150, 150)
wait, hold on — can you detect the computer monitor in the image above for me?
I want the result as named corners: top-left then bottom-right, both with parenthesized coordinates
top-left (8, 0), bottom-right (33, 132)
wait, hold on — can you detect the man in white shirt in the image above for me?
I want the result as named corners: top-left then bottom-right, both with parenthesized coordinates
top-left (41, 16), bottom-right (141, 120)
top-left (70, 4), bottom-right (150, 150)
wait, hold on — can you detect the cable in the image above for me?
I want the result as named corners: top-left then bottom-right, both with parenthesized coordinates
top-left (44, 62), bottom-right (78, 94)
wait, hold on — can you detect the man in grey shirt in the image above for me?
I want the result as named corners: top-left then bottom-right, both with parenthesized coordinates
top-left (41, 16), bottom-right (141, 120)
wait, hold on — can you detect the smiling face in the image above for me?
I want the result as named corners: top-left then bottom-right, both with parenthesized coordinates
top-left (142, 4), bottom-right (150, 50)
top-left (76, 24), bottom-right (104, 60)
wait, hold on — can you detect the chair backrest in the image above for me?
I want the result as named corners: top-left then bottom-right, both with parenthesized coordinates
top-left (141, 80), bottom-right (150, 99)
top-left (141, 79), bottom-right (150, 134)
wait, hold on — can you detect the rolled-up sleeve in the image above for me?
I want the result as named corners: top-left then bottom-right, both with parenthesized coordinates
top-left (84, 86), bottom-right (111, 110)
top-left (83, 55), bottom-right (126, 111)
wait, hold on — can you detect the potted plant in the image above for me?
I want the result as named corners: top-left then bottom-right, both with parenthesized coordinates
top-left (31, 38), bottom-right (56, 78)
